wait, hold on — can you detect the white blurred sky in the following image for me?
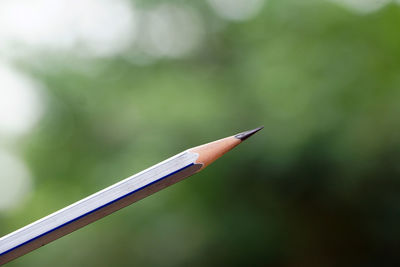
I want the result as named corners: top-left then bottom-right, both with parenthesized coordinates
top-left (0, 0), bottom-right (136, 57)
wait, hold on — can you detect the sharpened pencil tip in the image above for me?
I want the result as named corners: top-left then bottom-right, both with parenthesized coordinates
top-left (234, 126), bottom-right (264, 141)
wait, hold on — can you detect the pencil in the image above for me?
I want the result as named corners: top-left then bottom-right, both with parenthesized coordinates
top-left (0, 126), bottom-right (263, 265)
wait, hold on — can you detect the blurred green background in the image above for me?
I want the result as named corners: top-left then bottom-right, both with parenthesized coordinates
top-left (1, 0), bottom-right (400, 266)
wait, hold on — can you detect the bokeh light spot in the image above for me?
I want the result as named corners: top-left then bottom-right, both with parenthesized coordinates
top-left (138, 4), bottom-right (204, 59)
top-left (0, 63), bottom-right (43, 137)
top-left (0, 150), bottom-right (32, 212)
top-left (327, 0), bottom-right (390, 14)
top-left (207, 0), bottom-right (265, 21)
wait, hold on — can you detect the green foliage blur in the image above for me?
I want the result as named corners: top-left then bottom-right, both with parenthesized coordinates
top-left (2, 0), bottom-right (400, 266)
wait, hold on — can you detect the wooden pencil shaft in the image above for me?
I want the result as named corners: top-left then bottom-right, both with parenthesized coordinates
top-left (0, 163), bottom-right (201, 265)
top-left (0, 127), bottom-right (262, 265)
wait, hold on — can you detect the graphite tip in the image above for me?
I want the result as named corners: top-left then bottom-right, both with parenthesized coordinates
top-left (234, 126), bottom-right (264, 141)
